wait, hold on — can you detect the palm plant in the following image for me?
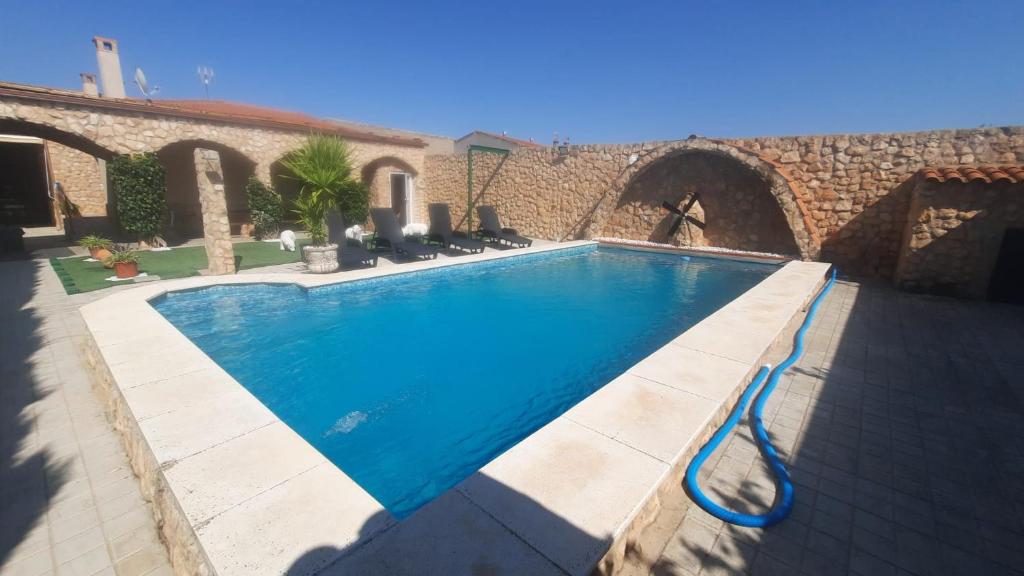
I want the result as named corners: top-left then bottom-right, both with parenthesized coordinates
top-left (280, 134), bottom-right (366, 246)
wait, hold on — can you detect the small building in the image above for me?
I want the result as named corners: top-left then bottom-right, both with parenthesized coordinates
top-left (454, 130), bottom-right (544, 153)
top-left (895, 165), bottom-right (1024, 303)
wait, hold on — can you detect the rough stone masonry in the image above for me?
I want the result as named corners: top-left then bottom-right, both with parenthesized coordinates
top-left (419, 126), bottom-right (1024, 279)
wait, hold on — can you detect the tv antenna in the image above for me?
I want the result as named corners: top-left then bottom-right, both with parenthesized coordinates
top-left (197, 66), bottom-right (215, 99)
top-left (133, 67), bottom-right (160, 101)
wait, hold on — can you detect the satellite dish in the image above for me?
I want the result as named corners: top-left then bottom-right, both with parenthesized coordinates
top-left (134, 67), bottom-right (160, 100)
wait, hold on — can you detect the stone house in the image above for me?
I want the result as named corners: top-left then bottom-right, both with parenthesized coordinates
top-left (0, 37), bottom-right (448, 250)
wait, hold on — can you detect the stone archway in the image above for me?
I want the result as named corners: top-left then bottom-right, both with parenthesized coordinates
top-left (361, 156), bottom-right (419, 225)
top-left (156, 140), bottom-right (257, 238)
top-left (0, 118), bottom-right (117, 231)
top-left (595, 139), bottom-right (820, 259)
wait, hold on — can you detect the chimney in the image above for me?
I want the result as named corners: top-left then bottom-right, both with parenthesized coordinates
top-left (92, 36), bottom-right (125, 98)
top-left (80, 73), bottom-right (99, 97)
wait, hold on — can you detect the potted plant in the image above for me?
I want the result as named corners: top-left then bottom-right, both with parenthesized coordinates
top-left (105, 249), bottom-right (140, 279)
top-left (78, 235), bottom-right (114, 262)
top-left (281, 135), bottom-right (367, 274)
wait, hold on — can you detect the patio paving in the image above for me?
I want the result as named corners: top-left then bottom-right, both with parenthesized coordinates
top-left (4, 246), bottom-right (1023, 576)
top-left (634, 280), bottom-right (1024, 576)
top-left (0, 258), bottom-right (173, 576)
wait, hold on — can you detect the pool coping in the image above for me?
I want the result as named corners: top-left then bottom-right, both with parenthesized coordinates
top-left (79, 240), bottom-right (830, 576)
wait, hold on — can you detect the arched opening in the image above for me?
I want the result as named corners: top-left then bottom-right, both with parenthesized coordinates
top-left (608, 147), bottom-right (804, 256)
top-left (0, 119), bottom-right (116, 237)
top-left (156, 140), bottom-right (256, 239)
top-left (361, 156), bottom-right (419, 226)
top-left (270, 158), bottom-right (302, 229)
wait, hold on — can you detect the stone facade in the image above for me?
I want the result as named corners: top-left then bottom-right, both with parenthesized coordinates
top-left (47, 141), bottom-right (106, 216)
top-left (420, 127), bottom-right (1024, 277)
top-left (895, 177), bottom-right (1024, 298)
top-left (0, 94), bottom-right (428, 232)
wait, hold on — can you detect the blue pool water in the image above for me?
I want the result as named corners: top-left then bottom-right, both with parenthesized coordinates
top-left (153, 246), bottom-right (774, 518)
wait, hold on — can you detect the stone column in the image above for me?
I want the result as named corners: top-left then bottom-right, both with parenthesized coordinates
top-left (193, 148), bottom-right (236, 275)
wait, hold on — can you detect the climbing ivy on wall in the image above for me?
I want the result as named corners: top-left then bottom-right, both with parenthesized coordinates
top-left (109, 153), bottom-right (166, 241)
top-left (245, 177), bottom-right (283, 240)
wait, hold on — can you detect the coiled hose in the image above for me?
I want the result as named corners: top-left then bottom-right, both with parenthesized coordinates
top-left (684, 267), bottom-right (837, 527)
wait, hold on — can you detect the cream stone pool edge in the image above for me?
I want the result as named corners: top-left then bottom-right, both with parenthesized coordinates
top-left (78, 240), bottom-right (830, 576)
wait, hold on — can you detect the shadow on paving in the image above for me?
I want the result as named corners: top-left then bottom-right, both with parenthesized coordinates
top-left (0, 259), bottom-right (71, 566)
top-left (284, 474), bottom-right (606, 576)
top-left (653, 282), bottom-right (1024, 576)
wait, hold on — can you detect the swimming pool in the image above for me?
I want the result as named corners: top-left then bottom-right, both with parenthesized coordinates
top-left (153, 246), bottom-right (775, 518)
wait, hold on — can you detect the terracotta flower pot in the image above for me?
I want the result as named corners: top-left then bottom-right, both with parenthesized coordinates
top-left (95, 245), bottom-right (115, 266)
top-left (114, 261), bottom-right (139, 279)
top-left (94, 248), bottom-right (113, 267)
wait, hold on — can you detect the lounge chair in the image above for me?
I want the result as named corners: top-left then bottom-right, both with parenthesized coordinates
top-left (476, 205), bottom-right (532, 248)
top-left (326, 209), bottom-right (378, 269)
top-left (370, 208), bottom-right (439, 261)
top-left (427, 203), bottom-right (485, 254)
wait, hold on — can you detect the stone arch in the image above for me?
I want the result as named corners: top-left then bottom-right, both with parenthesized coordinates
top-left (0, 117), bottom-right (117, 229)
top-left (598, 139), bottom-right (820, 259)
top-left (361, 156), bottom-right (420, 224)
top-left (0, 118), bottom-right (116, 160)
top-left (155, 140), bottom-right (257, 238)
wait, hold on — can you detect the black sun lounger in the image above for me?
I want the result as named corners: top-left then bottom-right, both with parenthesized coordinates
top-left (476, 205), bottom-right (532, 248)
top-left (326, 209), bottom-right (378, 269)
top-left (427, 203), bottom-right (485, 254)
top-left (370, 208), bottom-right (439, 261)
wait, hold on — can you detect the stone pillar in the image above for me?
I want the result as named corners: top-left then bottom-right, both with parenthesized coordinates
top-left (193, 148), bottom-right (236, 275)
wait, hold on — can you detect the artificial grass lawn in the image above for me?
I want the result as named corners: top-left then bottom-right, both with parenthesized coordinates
top-left (50, 240), bottom-right (310, 294)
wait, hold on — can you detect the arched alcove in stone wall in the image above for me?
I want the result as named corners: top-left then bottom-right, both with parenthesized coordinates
top-left (611, 150), bottom-right (800, 255)
top-left (595, 140), bottom-right (819, 259)
top-left (155, 140), bottom-right (257, 239)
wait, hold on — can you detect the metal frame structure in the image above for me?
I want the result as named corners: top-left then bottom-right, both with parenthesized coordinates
top-left (466, 144), bottom-right (509, 236)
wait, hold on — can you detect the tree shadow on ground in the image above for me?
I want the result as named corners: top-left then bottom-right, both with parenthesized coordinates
top-left (283, 474), bottom-right (606, 576)
top-left (0, 258), bottom-right (71, 567)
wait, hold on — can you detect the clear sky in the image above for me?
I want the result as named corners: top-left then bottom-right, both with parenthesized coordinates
top-left (1, 0), bottom-right (1020, 143)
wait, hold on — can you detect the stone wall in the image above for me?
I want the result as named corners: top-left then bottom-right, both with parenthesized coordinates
top-left (47, 141), bottom-right (106, 216)
top-left (895, 178), bottom-right (1024, 298)
top-left (420, 127), bottom-right (1024, 277)
top-left (726, 128), bottom-right (1024, 275)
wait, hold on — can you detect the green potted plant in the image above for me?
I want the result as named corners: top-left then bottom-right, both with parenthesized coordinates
top-left (105, 249), bottom-right (140, 279)
top-left (78, 235), bottom-right (113, 261)
top-left (281, 134), bottom-right (366, 273)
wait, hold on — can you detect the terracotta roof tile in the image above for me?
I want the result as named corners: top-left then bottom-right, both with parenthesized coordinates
top-left (461, 130), bottom-right (545, 148)
top-left (919, 165), bottom-right (1024, 184)
top-left (0, 81), bottom-right (426, 147)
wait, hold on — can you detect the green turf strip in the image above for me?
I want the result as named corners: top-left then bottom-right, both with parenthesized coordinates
top-left (50, 240), bottom-right (309, 294)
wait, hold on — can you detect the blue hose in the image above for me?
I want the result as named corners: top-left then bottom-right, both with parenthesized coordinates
top-left (684, 267), bottom-right (837, 527)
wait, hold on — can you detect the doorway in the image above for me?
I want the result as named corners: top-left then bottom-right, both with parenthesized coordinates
top-left (988, 228), bottom-right (1024, 305)
top-left (390, 172), bottom-right (410, 226)
top-left (0, 140), bottom-right (54, 226)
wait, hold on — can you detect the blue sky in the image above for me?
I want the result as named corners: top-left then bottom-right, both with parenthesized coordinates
top-left (1, 0), bottom-right (1020, 143)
